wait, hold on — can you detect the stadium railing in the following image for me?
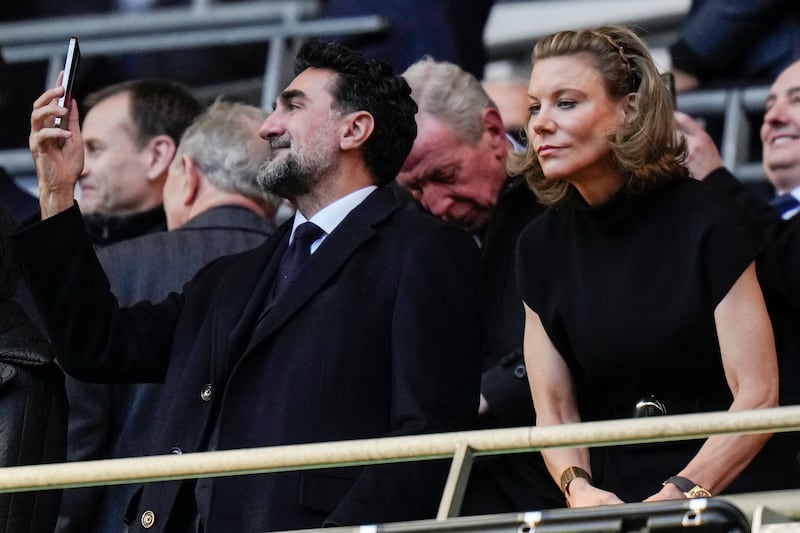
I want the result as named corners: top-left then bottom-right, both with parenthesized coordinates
top-left (0, 405), bottom-right (799, 531)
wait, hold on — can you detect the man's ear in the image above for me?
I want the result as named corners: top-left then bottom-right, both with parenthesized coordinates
top-left (180, 155), bottom-right (201, 206)
top-left (145, 134), bottom-right (177, 182)
top-left (340, 111), bottom-right (375, 151)
top-left (481, 107), bottom-right (509, 159)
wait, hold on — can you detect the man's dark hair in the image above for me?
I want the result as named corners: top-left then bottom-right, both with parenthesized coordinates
top-left (294, 39), bottom-right (417, 186)
top-left (83, 79), bottom-right (203, 149)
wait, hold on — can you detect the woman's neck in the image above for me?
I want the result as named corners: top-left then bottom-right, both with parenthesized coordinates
top-left (571, 172), bottom-right (625, 206)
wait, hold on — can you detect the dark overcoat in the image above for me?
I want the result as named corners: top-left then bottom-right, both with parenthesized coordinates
top-left (57, 205), bottom-right (274, 533)
top-left (12, 187), bottom-right (482, 532)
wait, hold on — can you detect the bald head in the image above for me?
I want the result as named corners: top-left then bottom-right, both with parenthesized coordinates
top-left (760, 59), bottom-right (800, 193)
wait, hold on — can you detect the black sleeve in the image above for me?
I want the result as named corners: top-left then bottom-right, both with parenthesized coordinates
top-left (10, 204), bottom-right (179, 382)
top-left (669, 0), bottom-right (792, 81)
top-left (480, 348), bottom-right (535, 427)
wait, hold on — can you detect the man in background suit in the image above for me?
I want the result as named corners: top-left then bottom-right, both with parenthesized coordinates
top-left (397, 58), bottom-right (561, 513)
top-left (56, 100), bottom-right (279, 533)
top-left (675, 59), bottom-right (800, 304)
top-left (677, 60), bottom-right (800, 217)
top-left (78, 79), bottom-right (202, 247)
top-left (675, 59), bottom-right (800, 477)
top-left (18, 39), bottom-right (481, 532)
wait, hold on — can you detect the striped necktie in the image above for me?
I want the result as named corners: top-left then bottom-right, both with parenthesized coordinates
top-left (769, 194), bottom-right (800, 217)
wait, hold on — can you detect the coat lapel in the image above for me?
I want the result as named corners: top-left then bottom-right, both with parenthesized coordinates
top-left (241, 187), bottom-right (399, 356)
top-left (207, 221), bottom-right (291, 381)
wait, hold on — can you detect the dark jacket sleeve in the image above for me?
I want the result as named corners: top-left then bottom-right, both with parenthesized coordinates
top-left (480, 348), bottom-right (534, 427)
top-left (10, 204), bottom-right (180, 383)
top-left (704, 168), bottom-right (782, 237)
top-left (669, 0), bottom-right (798, 82)
top-left (762, 217), bottom-right (800, 308)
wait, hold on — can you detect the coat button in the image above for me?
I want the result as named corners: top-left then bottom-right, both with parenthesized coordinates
top-left (141, 510), bottom-right (155, 528)
top-left (170, 447), bottom-right (182, 455)
top-left (200, 384), bottom-right (213, 402)
top-left (513, 364), bottom-right (527, 379)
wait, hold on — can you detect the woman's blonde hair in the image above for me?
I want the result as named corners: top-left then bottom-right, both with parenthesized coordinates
top-left (508, 25), bottom-right (688, 205)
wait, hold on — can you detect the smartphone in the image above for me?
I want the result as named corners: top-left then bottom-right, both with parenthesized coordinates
top-left (660, 71), bottom-right (676, 108)
top-left (54, 37), bottom-right (80, 128)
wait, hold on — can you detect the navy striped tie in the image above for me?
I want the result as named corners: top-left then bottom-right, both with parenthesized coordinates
top-left (769, 194), bottom-right (800, 217)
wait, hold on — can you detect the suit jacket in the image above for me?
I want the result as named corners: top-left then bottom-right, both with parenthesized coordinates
top-left (83, 204), bottom-right (167, 249)
top-left (56, 206), bottom-right (274, 533)
top-left (0, 168), bottom-right (40, 227)
top-left (12, 187), bottom-right (482, 532)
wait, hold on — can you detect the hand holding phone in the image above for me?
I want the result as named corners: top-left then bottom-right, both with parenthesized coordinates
top-left (54, 37), bottom-right (80, 128)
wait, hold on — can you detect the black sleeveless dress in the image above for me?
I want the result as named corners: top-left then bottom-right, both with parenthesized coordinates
top-left (516, 177), bottom-right (800, 500)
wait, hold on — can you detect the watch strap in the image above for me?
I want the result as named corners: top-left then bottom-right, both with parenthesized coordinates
top-left (663, 475), bottom-right (712, 498)
top-left (663, 476), bottom-right (694, 493)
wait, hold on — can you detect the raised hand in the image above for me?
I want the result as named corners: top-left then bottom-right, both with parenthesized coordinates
top-left (29, 77), bottom-right (84, 219)
top-left (674, 111), bottom-right (724, 181)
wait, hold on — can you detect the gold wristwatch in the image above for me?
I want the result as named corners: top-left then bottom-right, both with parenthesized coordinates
top-left (560, 466), bottom-right (593, 496)
top-left (663, 476), bottom-right (712, 498)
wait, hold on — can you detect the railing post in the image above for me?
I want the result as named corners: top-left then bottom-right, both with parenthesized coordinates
top-left (721, 88), bottom-right (751, 173)
top-left (436, 443), bottom-right (475, 520)
top-left (261, 1), bottom-right (312, 109)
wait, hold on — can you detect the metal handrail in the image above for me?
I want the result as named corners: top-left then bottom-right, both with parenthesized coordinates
top-left (1, 84), bottom-right (769, 180)
top-left (1, 405), bottom-right (799, 522)
top-left (0, 1), bottom-right (387, 110)
top-left (0, 3), bottom-right (388, 178)
top-left (0, 2), bottom-right (316, 50)
top-left (677, 85), bottom-right (769, 182)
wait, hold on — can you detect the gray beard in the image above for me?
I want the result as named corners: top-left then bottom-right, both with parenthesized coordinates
top-left (257, 122), bottom-right (338, 202)
top-left (257, 154), bottom-right (313, 201)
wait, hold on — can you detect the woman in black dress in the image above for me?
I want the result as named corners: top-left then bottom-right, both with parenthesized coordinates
top-left (513, 25), bottom-right (789, 507)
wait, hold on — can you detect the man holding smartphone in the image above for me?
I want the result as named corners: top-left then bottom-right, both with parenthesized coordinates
top-left (18, 40), bottom-right (482, 532)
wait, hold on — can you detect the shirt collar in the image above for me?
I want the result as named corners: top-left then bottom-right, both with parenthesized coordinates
top-left (289, 185), bottom-right (377, 247)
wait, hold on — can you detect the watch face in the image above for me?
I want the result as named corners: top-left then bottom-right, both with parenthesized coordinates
top-left (687, 486), bottom-right (712, 498)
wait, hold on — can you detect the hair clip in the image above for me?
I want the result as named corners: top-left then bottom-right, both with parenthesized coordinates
top-left (590, 31), bottom-right (639, 92)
